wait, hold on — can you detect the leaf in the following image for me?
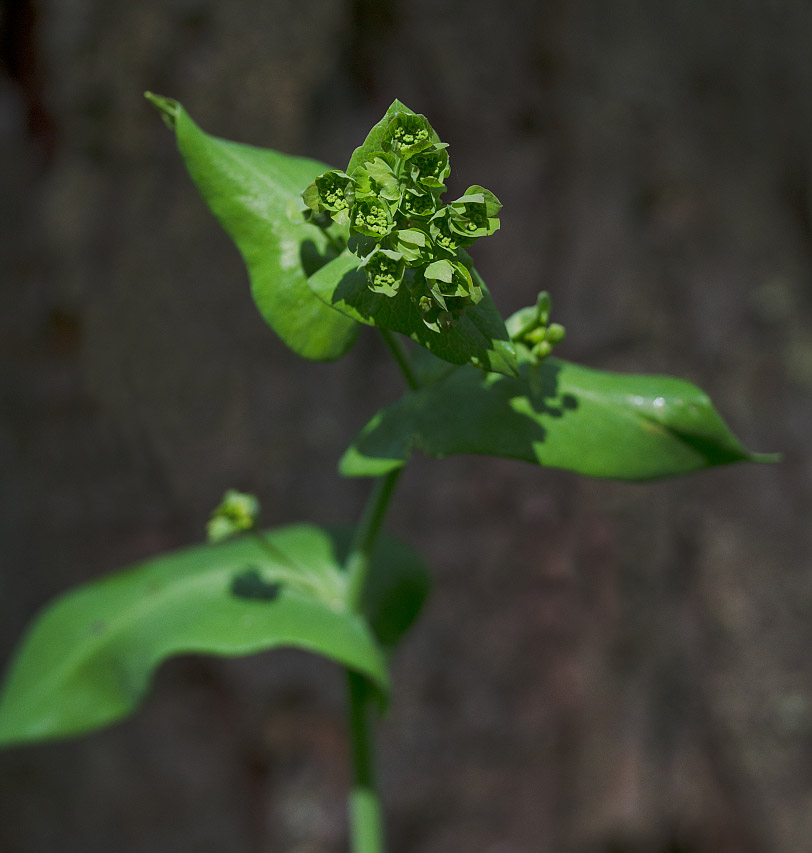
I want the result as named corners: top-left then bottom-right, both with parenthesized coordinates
top-left (0, 525), bottom-right (427, 747)
top-left (340, 358), bottom-right (778, 480)
top-left (335, 531), bottom-right (430, 653)
top-left (346, 99), bottom-right (421, 174)
top-left (307, 252), bottom-right (518, 376)
top-left (145, 93), bottom-right (359, 361)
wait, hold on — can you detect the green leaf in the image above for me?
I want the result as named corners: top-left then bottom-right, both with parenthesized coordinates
top-left (346, 99), bottom-right (419, 175)
top-left (0, 524), bottom-right (427, 747)
top-left (339, 358), bottom-right (778, 480)
top-left (329, 530), bottom-right (431, 653)
top-left (145, 93), bottom-right (358, 361)
top-left (308, 253), bottom-right (518, 376)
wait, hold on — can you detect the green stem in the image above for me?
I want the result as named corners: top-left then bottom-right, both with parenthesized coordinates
top-left (342, 330), bottom-right (417, 853)
top-left (345, 469), bottom-right (402, 612)
top-left (346, 669), bottom-right (384, 853)
top-left (379, 328), bottom-right (419, 390)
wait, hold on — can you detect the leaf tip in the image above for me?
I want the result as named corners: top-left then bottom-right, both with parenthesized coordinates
top-left (749, 451), bottom-right (783, 465)
top-left (144, 91), bottom-right (179, 130)
top-left (338, 447), bottom-right (405, 478)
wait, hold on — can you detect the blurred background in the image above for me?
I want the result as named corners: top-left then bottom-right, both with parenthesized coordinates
top-left (1, 1), bottom-right (810, 851)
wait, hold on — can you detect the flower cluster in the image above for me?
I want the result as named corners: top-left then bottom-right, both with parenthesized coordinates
top-left (303, 111), bottom-right (501, 331)
top-left (207, 489), bottom-right (260, 544)
top-left (506, 291), bottom-right (566, 362)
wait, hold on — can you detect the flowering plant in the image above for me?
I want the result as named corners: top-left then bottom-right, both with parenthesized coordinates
top-left (0, 96), bottom-right (775, 852)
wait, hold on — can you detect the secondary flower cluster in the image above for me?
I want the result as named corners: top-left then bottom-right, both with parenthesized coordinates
top-left (207, 489), bottom-right (260, 544)
top-left (303, 111), bottom-right (501, 332)
top-left (506, 291), bottom-right (566, 363)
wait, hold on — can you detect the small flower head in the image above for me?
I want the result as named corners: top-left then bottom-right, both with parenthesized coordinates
top-left (428, 207), bottom-right (461, 255)
top-left (400, 186), bottom-right (439, 220)
top-left (408, 144), bottom-right (451, 189)
top-left (351, 196), bottom-right (393, 238)
top-left (302, 170), bottom-right (354, 223)
top-left (448, 186), bottom-right (502, 240)
top-left (207, 489), bottom-right (260, 544)
top-left (382, 112), bottom-right (435, 158)
top-left (362, 248), bottom-right (406, 297)
top-left (424, 259), bottom-right (480, 310)
top-left (505, 291), bottom-right (566, 363)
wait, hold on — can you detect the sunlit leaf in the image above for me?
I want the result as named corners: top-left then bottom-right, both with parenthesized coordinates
top-left (146, 93), bottom-right (358, 361)
top-left (340, 358), bottom-right (778, 480)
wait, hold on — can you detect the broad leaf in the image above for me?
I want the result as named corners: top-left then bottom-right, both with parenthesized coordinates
top-left (355, 536), bottom-right (430, 652)
top-left (146, 94), bottom-right (358, 361)
top-left (308, 252), bottom-right (518, 376)
top-left (340, 358), bottom-right (777, 480)
top-left (0, 525), bottom-right (427, 747)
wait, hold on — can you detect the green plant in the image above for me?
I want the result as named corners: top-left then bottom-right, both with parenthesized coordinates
top-left (0, 97), bottom-right (776, 852)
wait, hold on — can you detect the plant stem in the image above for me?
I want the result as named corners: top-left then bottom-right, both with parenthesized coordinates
top-left (346, 669), bottom-right (384, 853)
top-left (345, 468), bottom-right (402, 612)
top-left (379, 328), bottom-right (419, 390)
top-left (342, 469), bottom-right (401, 853)
top-left (342, 329), bottom-right (417, 853)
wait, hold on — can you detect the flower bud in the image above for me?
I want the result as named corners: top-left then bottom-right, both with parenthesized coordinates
top-left (532, 340), bottom-right (553, 360)
top-left (546, 323), bottom-right (566, 345)
top-left (302, 170), bottom-right (354, 224)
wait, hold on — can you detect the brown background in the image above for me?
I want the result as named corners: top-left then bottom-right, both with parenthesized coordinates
top-left (1, 1), bottom-right (810, 851)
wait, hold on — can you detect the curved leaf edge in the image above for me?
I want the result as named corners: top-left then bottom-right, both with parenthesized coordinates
top-left (0, 524), bottom-right (429, 749)
top-left (338, 358), bottom-right (779, 481)
top-left (146, 93), bottom-right (360, 363)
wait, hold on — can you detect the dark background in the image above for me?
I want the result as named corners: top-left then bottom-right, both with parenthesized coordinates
top-left (1, 1), bottom-right (810, 851)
